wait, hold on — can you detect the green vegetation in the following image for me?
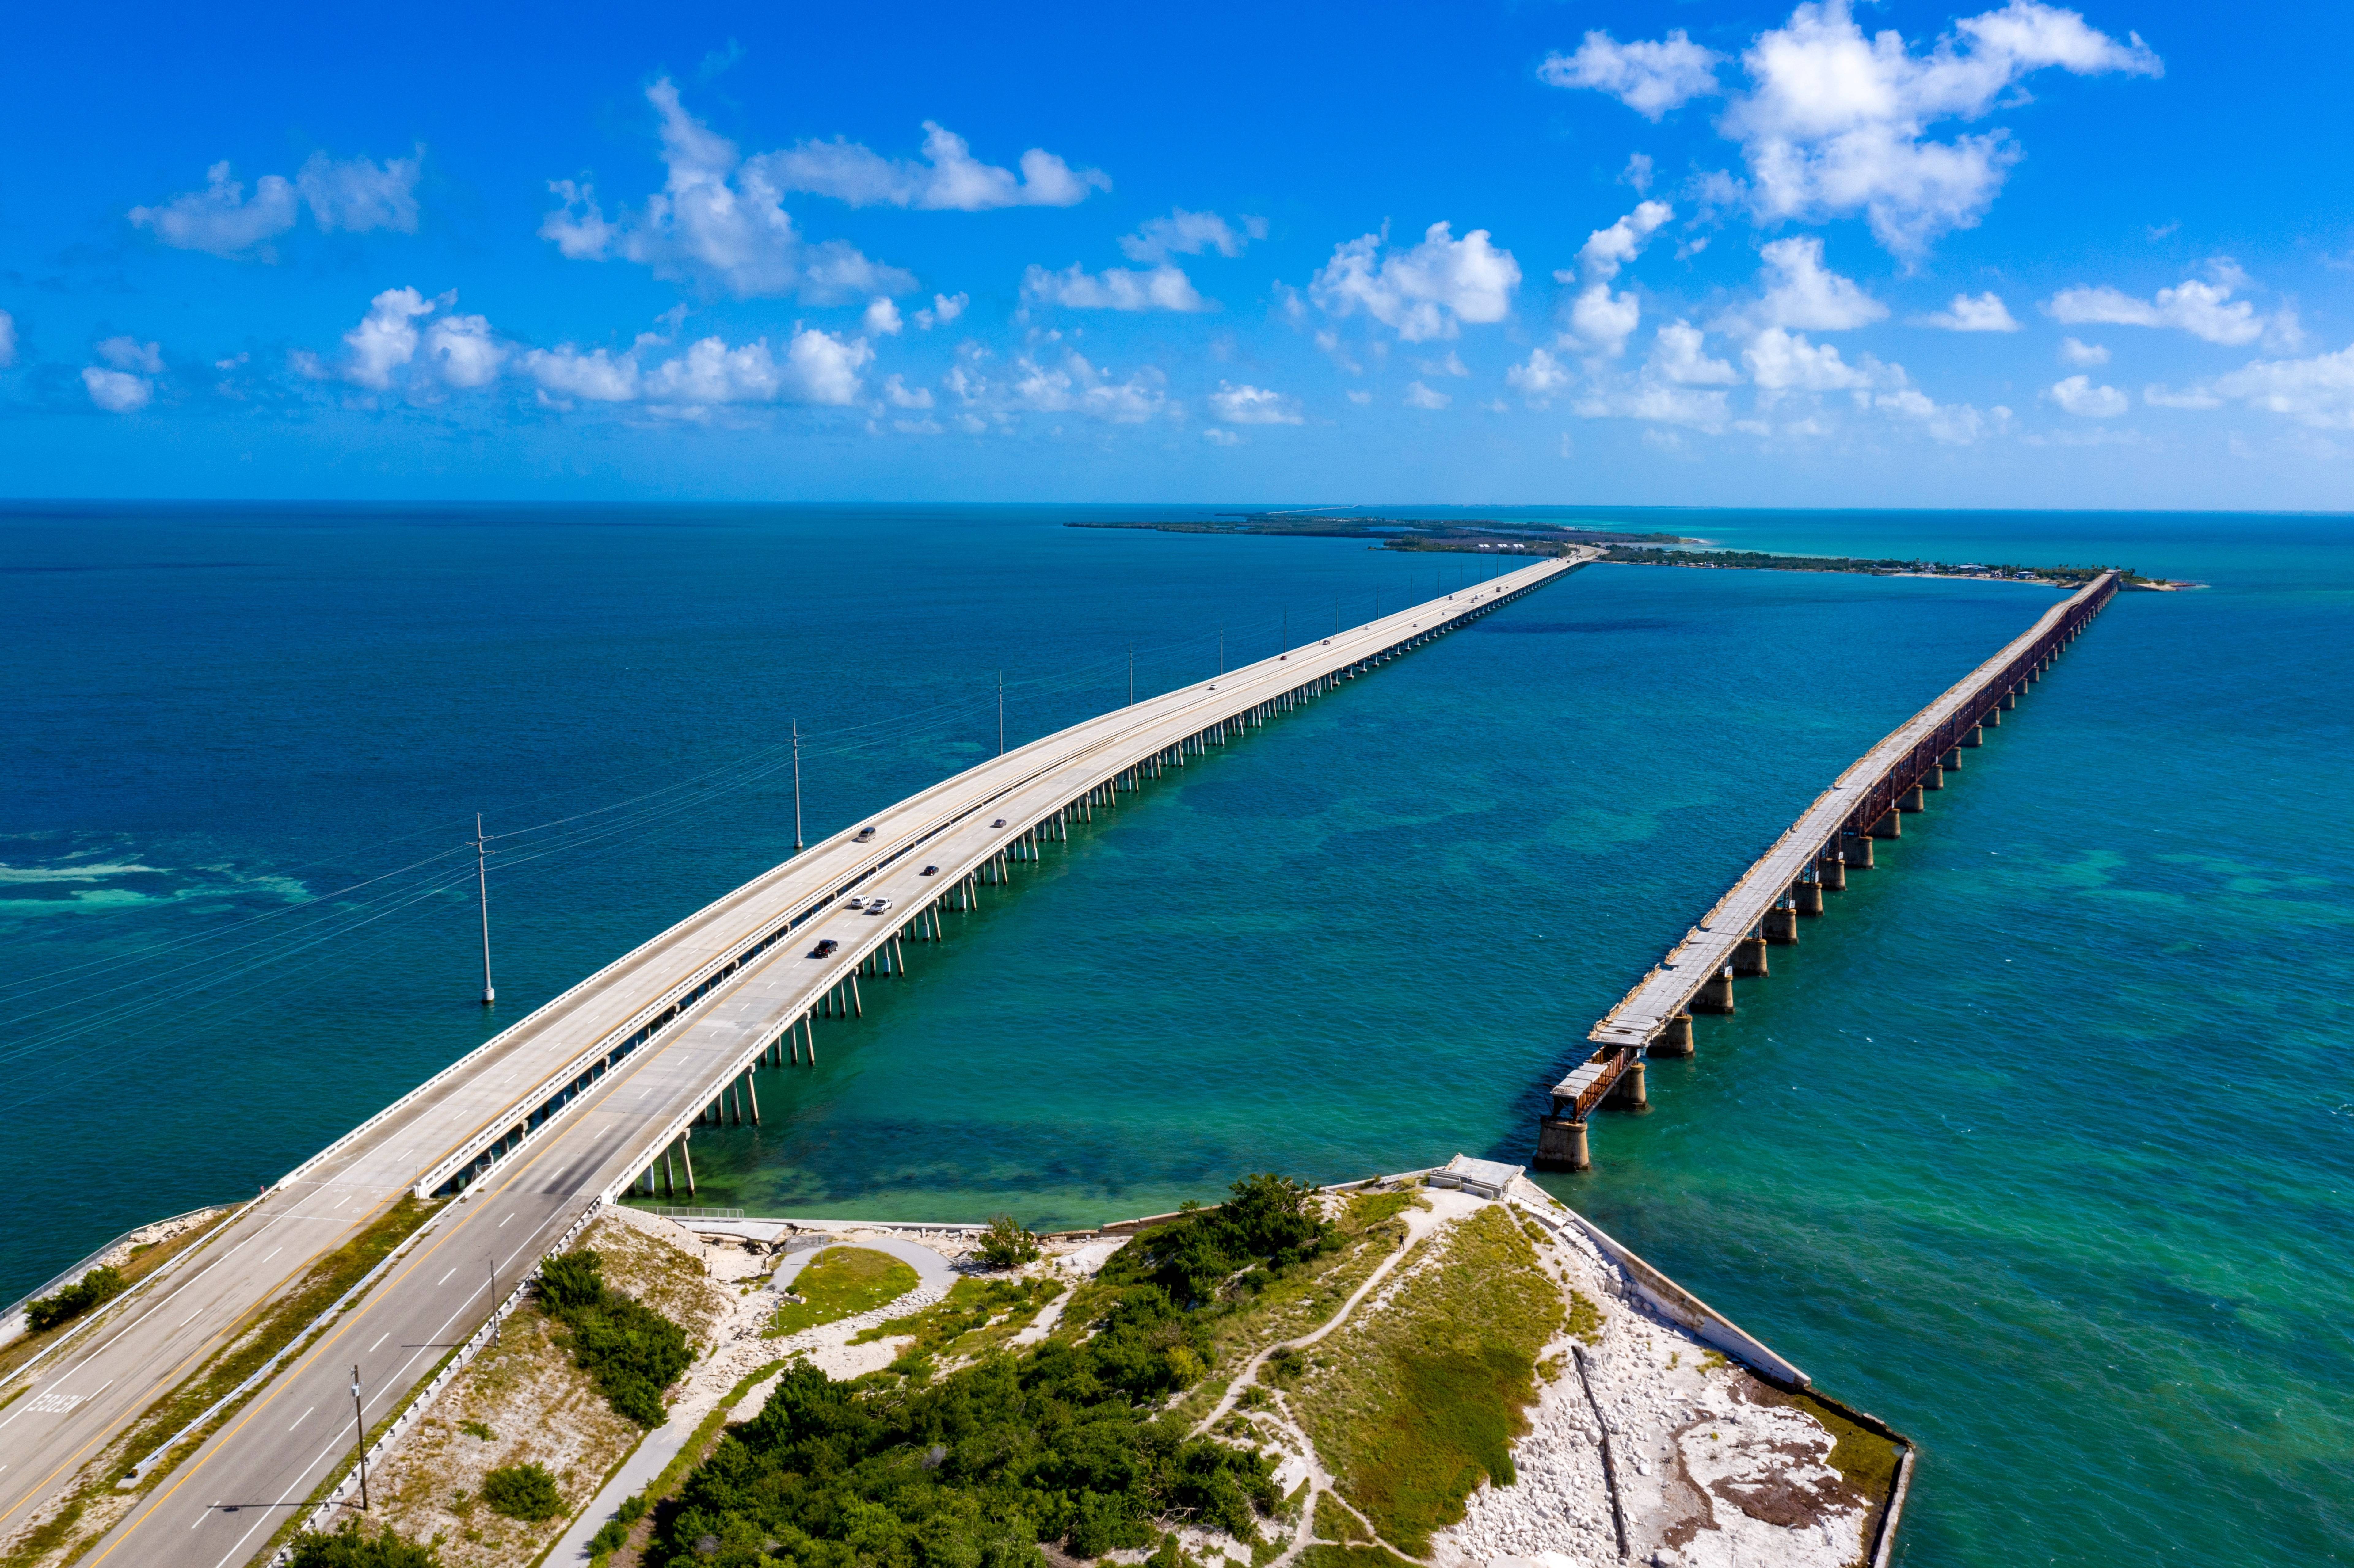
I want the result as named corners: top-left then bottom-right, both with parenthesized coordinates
top-left (538, 1247), bottom-right (693, 1428)
top-left (770, 1247), bottom-right (920, 1337)
top-left (0, 1210), bottom-right (229, 1391)
top-left (457, 1418), bottom-right (496, 1441)
top-left (24, 1265), bottom-right (126, 1333)
top-left (1565, 1289), bottom-right (1602, 1347)
top-left (1597, 545), bottom-right (2147, 584)
top-left (652, 1174), bottom-right (1361, 1567)
top-left (977, 1214), bottom-right (1042, 1269)
top-left (1299, 1546), bottom-right (1417, 1568)
top-left (113, 1197), bottom-right (439, 1482)
top-left (851, 1274), bottom-right (1064, 1367)
top-left (479, 1461), bottom-right (563, 1522)
top-left (1289, 1204), bottom-right (1566, 1555)
top-left (286, 1523), bottom-right (442, 1566)
top-left (1745, 1385), bottom-right (1905, 1507)
top-left (1068, 515), bottom-right (1681, 549)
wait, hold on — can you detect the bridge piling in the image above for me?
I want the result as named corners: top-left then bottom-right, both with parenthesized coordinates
top-left (1537, 571), bottom-right (2119, 1172)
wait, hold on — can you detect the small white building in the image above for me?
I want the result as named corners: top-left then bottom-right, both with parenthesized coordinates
top-left (1427, 1154), bottom-right (1523, 1200)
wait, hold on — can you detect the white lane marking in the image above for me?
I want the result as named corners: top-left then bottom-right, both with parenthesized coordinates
top-left (368, 1333), bottom-right (389, 1353)
top-left (436, 1267), bottom-right (455, 1286)
top-left (288, 1406), bottom-right (314, 1431)
top-left (212, 1431), bottom-right (346, 1568)
top-left (330, 1193), bottom-right (350, 1210)
top-left (260, 1247), bottom-right (282, 1263)
top-left (498, 1213), bottom-right (514, 1227)
top-left (180, 1311), bottom-right (201, 1327)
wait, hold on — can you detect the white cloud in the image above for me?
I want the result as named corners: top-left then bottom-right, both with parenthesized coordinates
top-left (764, 121), bottom-right (1107, 210)
top-left (1416, 350), bottom-right (1470, 378)
top-left (1010, 352), bottom-right (1168, 422)
top-left (913, 292), bottom-right (967, 330)
top-left (524, 343), bottom-right (644, 402)
top-left (882, 374), bottom-right (934, 409)
top-left (1743, 326), bottom-right (1875, 391)
top-left (2046, 374), bottom-right (2127, 416)
top-left (1876, 385), bottom-right (2008, 443)
top-left (1308, 222), bottom-right (1521, 342)
top-left (424, 314), bottom-right (503, 387)
top-left (1622, 153), bottom-right (1656, 193)
top-left (863, 298), bottom-right (904, 336)
top-left (1914, 290), bottom-right (2019, 331)
top-left (1717, 0), bottom-right (2161, 253)
top-left (2141, 382), bottom-right (2219, 410)
top-left (2200, 343), bottom-right (2354, 428)
top-left (0, 309), bottom-right (15, 367)
top-left (2059, 336), bottom-right (2109, 366)
top-left (1020, 262), bottom-right (1209, 312)
top-left (1403, 381), bottom-right (1451, 409)
top-left (1754, 237), bottom-right (1886, 329)
top-left (81, 367), bottom-right (151, 413)
top-left (1578, 200), bottom-right (1674, 281)
top-left (1566, 283), bottom-right (1643, 358)
top-left (129, 151), bottom-right (421, 258)
top-left (296, 150), bottom-right (424, 233)
top-left (1119, 208), bottom-right (1263, 263)
top-left (343, 286), bottom-right (434, 390)
top-left (2044, 274), bottom-right (2266, 345)
top-left (643, 337), bottom-right (784, 405)
top-left (96, 337), bottom-right (165, 374)
top-left (1209, 382), bottom-right (1302, 424)
top-left (540, 81), bottom-right (913, 301)
top-left (1651, 321), bottom-right (1739, 384)
top-left (1345, 389), bottom-right (1373, 405)
top-left (1539, 29), bottom-right (1723, 120)
top-left (1202, 427), bottom-right (1241, 446)
top-left (1506, 346), bottom-right (1572, 405)
top-left (1574, 380), bottom-right (1731, 432)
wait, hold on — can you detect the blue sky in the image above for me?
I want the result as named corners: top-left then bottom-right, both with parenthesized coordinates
top-left (4, 0), bottom-right (2350, 507)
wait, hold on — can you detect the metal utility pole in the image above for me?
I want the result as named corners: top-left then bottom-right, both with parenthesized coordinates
top-left (472, 814), bottom-right (495, 1007)
top-left (488, 1260), bottom-right (500, 1342)
top-left (791, 721), bottom-right (804, 852)
top-left (349, 1367), bottom-right (369, 1510)
top-left (997, 672), bottom-right (1005, 756)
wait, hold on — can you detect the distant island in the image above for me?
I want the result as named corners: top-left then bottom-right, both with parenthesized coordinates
top-left (1067, 514), bottom-right (2191, 588)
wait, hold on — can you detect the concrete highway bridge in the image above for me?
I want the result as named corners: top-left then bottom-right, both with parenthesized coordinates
top-left (1536, 570), bottom-right (2121, 1171)
top-left (0, 551), bottom-right (1583, 1568)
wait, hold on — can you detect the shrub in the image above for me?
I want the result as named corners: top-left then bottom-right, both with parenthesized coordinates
top-left (25, 1266), bottom-right (127, 1333)
top-left (287, 1523), bottom-right (441, 1566)
top-left (480, 1462), bottom-right (563, 1522)
top-left (977, 1214), bottom-right (1041, 1269)
top-left (1141, 1174), bottom-right (1338, 1307)
top-left (535, 1248), bottom-right (692, 1427)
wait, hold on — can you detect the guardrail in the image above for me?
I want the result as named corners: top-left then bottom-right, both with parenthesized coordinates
top-left (0, 1203), bottom-right (233, 1354)
top-left (281, 1198), bottom-right (604, 1555)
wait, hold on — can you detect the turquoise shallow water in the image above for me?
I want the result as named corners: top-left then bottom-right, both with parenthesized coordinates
top-left (2, 504), bottom-right (2349, 1562)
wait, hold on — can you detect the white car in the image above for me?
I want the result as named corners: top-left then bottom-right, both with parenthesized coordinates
top-left (844, 896), bottom-right (867, 910)
top-left (867, 897), bottom-right (894, 915)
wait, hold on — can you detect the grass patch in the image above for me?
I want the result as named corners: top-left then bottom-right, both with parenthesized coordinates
top-left (767, 1247), bottom-right (918, 1337)
top-left (480, 1462), bottom-right (562, 1522)
top-left (1314, 1492), bottom-right (1369, 1543)
top-left (1289, 1204), bottom-right (1566, 1556)
top-left (1299, 1546), bottom-right (1417, 1568)
top-left (850, 1274), bottom-right (1063, 1365)
top-left (1566, 1288), bottom-right (1602, 1346)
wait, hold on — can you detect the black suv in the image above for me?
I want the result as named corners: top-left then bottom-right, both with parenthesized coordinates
top-left (854, 825), bottom-right (877, 842)
top-left (811, 938), bottom-right (840, 958)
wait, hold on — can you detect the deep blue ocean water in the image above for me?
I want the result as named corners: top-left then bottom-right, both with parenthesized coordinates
top-left (2, 503), bottom-right (2348, 1563)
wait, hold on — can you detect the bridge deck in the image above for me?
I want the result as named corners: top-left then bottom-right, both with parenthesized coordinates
top-left (1556, 570), bottom-right (2119, 1116)
top-left (12, 552), bottom-right (1582, 1568)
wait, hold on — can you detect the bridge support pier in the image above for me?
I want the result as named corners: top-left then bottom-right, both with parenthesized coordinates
top-left (663, 1150), bottom-right (676, 1196)
top-left (1899, 784), bottom-right (1925, 811)
top-left (1765, 907), bottom-right (1800, 944)
top-left (2002, 689), bottom-right (2018, 709)
top-left (1649, 1013), bottom-right (1695, 1057)
top-left (1922, 763), bottom-right (1945, 790)
top-left (1962, 724), bottom-right (1983, 746)
top-left (1795, 881), bottom-right (1823, 915)
top-left (680, 1134), bottom-right (695, 1196)
top-left (1868, 811), bottom-right (1901, 839)
top-left (851, 975), bottom-right (863, 1016)
top-left (1693, 969), bottom-right (1736, 1014)
top-left (1940, 747), bottom-right (1961, 770)
top-left (746, 1072), bottom-right (760, 1125)
top-left (1535, 1115), bottom-right (1590, 1172)
top-left (1733, 936), bottom-right (1769, 976)
top-left (1819, 852), bottom-right (1846, 890)
top-left (1609, 1060), bottom-right (1648, 1110)
top-left (1983, 705), bottom-right (2002, 727)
